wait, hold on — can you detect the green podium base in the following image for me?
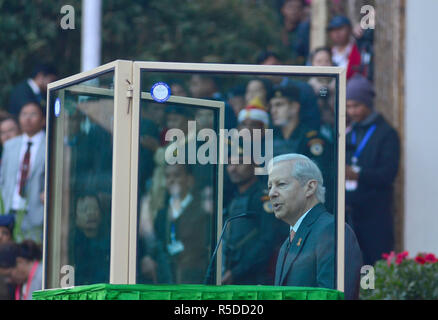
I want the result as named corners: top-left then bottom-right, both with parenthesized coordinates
top-left (33, 284), bottom-right (344, 300)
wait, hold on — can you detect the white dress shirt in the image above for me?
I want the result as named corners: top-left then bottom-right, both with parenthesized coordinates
top-left (11, 131), bottom-right (45, 210)
top-left (290, 207), bottom-right (312, 234)
top-left (27, 78), bottom-right (41, 96)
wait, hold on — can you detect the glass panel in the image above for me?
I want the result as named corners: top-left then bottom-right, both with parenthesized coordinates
top-left (136, 69), bottom-right (338, 288)
top-left (136, 93), bottom-right (221, 284)
top-left (45, 72), bottom-right (114, 289)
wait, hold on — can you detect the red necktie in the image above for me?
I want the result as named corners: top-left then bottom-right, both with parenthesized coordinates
top-left (289, 229), bottom-right (296, 243)
top-left (19, 142), bottom-right (32, 197)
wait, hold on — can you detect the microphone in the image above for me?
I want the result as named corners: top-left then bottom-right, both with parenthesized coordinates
top-left (203, 211), bottom-right (257, 285)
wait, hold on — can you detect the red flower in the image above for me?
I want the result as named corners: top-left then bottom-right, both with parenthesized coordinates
top-left (382, 251), bottom-right (396, 266)
top-left (424, 253), bottom-right (438, 263)
top-left (395, 251), bottom-right (409, 265)
top-left (415, 255), bottom-right (426, 265)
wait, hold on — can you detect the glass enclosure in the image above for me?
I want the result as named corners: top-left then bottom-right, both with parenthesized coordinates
top-left (45, 71), bottom-right (114, 288)
top-left (44, 61), bottom-right (346, 291)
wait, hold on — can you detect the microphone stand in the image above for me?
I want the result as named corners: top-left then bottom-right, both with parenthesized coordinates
top-left (203, 212), bottom-right (255, 285)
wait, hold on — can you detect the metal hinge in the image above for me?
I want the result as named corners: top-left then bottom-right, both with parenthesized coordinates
top-left (126, 79), bottom-right (133, 114)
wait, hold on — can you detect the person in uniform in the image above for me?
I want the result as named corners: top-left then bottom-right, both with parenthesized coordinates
top-left (222, 140), bottom-right (289, 285)
top-left (268, 85), bottom-right (335, 213)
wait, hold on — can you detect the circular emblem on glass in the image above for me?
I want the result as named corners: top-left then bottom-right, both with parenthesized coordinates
top-left (151, 82), bottom-right (171, 103)
top-left (54, 98), bottom-right (61, 117)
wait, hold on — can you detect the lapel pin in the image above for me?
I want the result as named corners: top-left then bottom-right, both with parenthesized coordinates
top-left (297, 238), bottom-right (302, 247)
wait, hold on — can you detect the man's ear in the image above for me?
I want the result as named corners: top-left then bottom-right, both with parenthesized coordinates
top-left (305, 180), bottom-right (318, 198)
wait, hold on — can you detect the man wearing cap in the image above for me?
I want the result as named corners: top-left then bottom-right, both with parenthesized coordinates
top-left (257, 51), bottom-right (321, 131)
top-left (345, 74), bottom-right (400, 266)
top-left (327, 15), bottom-right (362, 80)
top-left (222, 140), bottom-right (289, 285)
top-left (269, 84), bottom-right (334, 211)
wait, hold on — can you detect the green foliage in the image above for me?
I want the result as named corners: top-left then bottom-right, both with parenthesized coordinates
top-left (360, 252), bottom-right (438, 300)
top-left (0, 0), bottom-right (283, 109)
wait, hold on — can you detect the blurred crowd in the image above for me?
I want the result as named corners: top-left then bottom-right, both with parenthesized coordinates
top-left (0, 0), bottom-right (399, 299)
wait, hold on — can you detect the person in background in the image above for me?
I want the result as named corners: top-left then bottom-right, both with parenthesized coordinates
top-left (0, 215), bottom-right (14, 244)
top-left (308, 47), bottom-right (336, 143)
top-left (244, 78), bottom-right (272, 108)
top-left (222, 140), bottom-right (288, 285)
top-left (151, 164), bottom-right (210, 284)
top-left (345, 74), bottom-right (400, 266)
top-left (0, 116), bottom-right (21, 166)
top-left (279, 0), bottom-right (311, 65)
top-left (8, 240), bottom-right (42, 300)
top-left (0, 117), bottom-right (21, 147)
top-left (189, 74), bottom-right (237, 130)
top-left (8, 64), bottom-right (57, 117)
top-left (0, 241), bottom-right (18, 300)
top-left (257, 50), bottom-right (321, 131)
top-left (227, 84), bottom-right (246, 117)
top-left (0, 102), bottom-right (46, 244)
top-left (327, 15), bottom-right (362, 80)
top-left (71, 193), bottom-right (110, 285)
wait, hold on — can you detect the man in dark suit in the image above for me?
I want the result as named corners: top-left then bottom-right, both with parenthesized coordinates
top-left (8, 64), bottom-right (57, 117)
top-left (268, 153), bottom-right (362, 299)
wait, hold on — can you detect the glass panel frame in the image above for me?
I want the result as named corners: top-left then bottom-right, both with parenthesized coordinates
top-left (43, 60), bottom-right (133, 289)
top-left (131, 62), bottom-right (346, 289)
top-left (43, 60), bottom-right (346, 293)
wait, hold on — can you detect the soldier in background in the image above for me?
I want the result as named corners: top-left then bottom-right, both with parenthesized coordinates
top-left (268, 85), bottom-right (334, 213)
top-left (222, 140), bottom-right (288, 285)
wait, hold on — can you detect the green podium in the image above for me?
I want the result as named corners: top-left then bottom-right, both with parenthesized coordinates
top-left (33, 284), bottom-right (344, 300)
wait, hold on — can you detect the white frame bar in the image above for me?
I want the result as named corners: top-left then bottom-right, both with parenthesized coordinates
top-left (130, 61), bottom-right (225, 284)
top-left (132, 61), bottom-right (345, 290)
top-left (42, 60), bottom-right (133, 288)
top-left (43, 60), bottom-right (346, 292)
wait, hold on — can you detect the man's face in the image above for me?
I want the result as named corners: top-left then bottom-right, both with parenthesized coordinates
top-left (35, 73), bottom-right (57, 92)
top-left (76, 196), bottom-right (102, 238)
top-left (268, 161), bottom-right (307, 223)
top-left (165, 165), bottom-right (192, 197)
top-left (19, 103), bottom-right (45, 137)
top-left (227, 158), bottom-right (254, 186)
top-left (346, 100), bottom-right (371, 123)
top-left (329, 26), bottom-right (351, 47)
top-left (0, 119), bottom-right (20, 144)
top-left (0, 226), bottom-right (12, 245)
top-left (270, 97), bottom-right (300, 126)
top-left (281, 0), bottom-right (303, 23)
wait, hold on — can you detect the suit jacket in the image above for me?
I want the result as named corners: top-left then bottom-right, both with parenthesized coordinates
top-left (8, 80), bottom-right (42, 117)
top-left (0, 133), bottom-right (46, 243)
top-left (154, 193), bottom-right (211, 284)
top-left (274, 203), bottom-right (363, 300)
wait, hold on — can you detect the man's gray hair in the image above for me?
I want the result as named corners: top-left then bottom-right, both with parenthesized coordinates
top-left (268, 153), bottom-right (326, 203)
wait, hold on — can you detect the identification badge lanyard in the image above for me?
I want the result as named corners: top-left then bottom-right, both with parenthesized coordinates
top-left (351, 124), bottom-right (377, 165)
top-left (168, 222), bottom-right (184, 256)
top-left (15, 261), bottom-right (39, 300)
